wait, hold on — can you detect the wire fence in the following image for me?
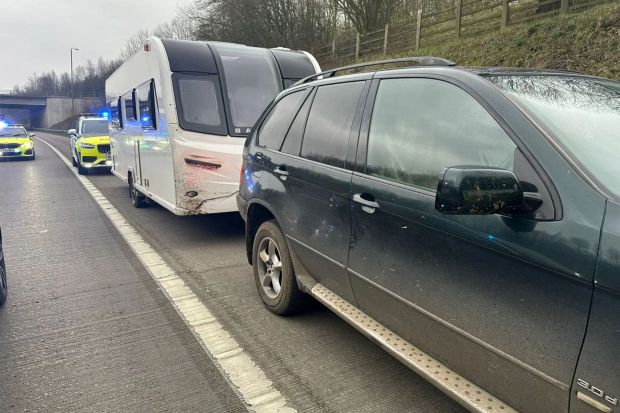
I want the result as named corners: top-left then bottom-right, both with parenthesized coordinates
top-left (314, 0), bottom-right (613, 66)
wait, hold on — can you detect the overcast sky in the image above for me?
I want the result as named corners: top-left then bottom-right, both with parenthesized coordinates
top-left (1, 0), bottom-right (185, 90)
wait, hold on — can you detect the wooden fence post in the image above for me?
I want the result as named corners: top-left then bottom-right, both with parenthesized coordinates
top-left (332, 36), bottom-right (336, 56)
top-left (415, 9), bottom-right (422, 51)
top-left (383, 24), bottom-right (389, 56)
top-left (455, 0), bottom-right (463, 40)
top-left (560, 0), bottom-right (569, 13)
top-left (355, 32), bottom-right (361, 60)
top-left (501, 0), bottom-right (510, 30)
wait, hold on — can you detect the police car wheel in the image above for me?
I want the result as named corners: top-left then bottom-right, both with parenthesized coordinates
top-left (72, 154), bottom-right (77, 166)
top-left (77, 159), bottom-right (87, 175)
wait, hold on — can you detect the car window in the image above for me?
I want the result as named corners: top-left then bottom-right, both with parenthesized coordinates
top-left (487, 75), bottom-right (620, 199)
top-left (0, 127), bottom-right (27, 138)
top-left (281, 90), bottom-right (314, 156)
top-left (81, 119), bottom-right (109, 136)
top-left (301, 82), bottom-right (364, 168)
top-left (258, 90), bottom-right (305, 150)
top-left (367, 78), bottom-right (516, 191)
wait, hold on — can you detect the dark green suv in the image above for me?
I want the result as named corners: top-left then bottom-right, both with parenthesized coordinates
top-left (237, 58), bottom-right (620, 413)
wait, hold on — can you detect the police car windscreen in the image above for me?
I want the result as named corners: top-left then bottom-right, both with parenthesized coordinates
top-left (0, 127), bottom-right (27, 138)
top-left (216, 44), bottom-right (281, 134)
top-left (82, 119), bottom-right (109, 136)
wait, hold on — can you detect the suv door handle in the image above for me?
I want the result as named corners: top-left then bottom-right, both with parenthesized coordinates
top-left (274, 166), bottom-right (289, 176)
top-left (353, 193), bottom-right (380, 213)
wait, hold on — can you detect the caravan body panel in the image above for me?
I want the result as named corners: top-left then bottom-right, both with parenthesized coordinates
top-left (106, 37), bottom-right (320, 216)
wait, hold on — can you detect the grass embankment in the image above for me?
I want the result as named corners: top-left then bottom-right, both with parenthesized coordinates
top-left (378, 3), bottom-right (620, 79)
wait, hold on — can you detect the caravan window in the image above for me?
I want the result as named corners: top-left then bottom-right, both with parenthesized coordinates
top-left (123, 91), bottom-right (136, 123)
top-left (137, 80), bottom-right (156, 130)
top-left (110, 99), bottom-right (121, 129)
top-left (173, 73), bottom-right (227, 135)
top-left (214, 44), bottom-right (282, 136)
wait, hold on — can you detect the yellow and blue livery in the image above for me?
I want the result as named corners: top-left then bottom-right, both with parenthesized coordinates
top-left (0, 122), bottom-right (35, 160)
top-left (69, 115), bottom-right (111, 175)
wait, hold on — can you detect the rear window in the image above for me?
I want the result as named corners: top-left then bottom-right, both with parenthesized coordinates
top-left (173, 73), bottom-right (227, 136)
top-left (214, 44), bottom-right (282, 135)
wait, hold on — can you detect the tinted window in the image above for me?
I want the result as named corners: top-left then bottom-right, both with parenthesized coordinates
top-left (281, 90), bottom-right (313, 155)
top-left (137, 80), bottom-right (156, 129)
top-left (258, 91), bottom-right (305, 150)
top-left (174, 74), bottom-right (226, 135)
top-left (215, 44), bottom-right (282, 134)
top-left (487, 75), bottom-right (620, 198)
top-left (301, 82), bottom-right (364, 168)
top-left (81, 119), bottom-right (109, 136)
top-left (367, 78), bottom-right (516, 190)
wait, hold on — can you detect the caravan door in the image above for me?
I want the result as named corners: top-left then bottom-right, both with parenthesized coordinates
top-left (122, 90), bottom-right (143, 186)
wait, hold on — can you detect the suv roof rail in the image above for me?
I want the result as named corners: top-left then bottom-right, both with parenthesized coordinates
top-left (296, 56), bottom-right (456, 85)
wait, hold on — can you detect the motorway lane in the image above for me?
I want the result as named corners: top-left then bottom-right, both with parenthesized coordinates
top-left (0, 139), bottom-right (246, 412)
top-left (40, 132), bottom-right (466, 413)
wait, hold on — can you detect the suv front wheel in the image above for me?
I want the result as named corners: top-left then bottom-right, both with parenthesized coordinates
top-left (253, 220), bottom-right (307, 315)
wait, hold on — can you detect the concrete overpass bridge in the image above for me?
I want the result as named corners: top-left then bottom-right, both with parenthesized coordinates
top-left (0, 92), bottom-right (101, 129)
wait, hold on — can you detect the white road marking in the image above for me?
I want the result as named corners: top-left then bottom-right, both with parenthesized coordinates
top-left (38, 137), bottom-right (295, 413)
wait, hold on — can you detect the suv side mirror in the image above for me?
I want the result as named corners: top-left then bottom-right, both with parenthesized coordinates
top-left (435, 166), bottom-right (537, 215)
top-left (28, 133), bottom-right (36, 138)
top-left (67, 129), bottom-right (77, 136)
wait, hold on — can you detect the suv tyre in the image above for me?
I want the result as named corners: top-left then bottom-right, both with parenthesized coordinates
top-left (253, 220), bottom-right (307, 315)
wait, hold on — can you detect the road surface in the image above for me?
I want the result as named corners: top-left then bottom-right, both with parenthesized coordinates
top-left (0, 131), bottom-right (465, 412)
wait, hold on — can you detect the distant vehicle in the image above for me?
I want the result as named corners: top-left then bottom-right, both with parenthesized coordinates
top-left (0, 122), bottom-right (35, 160)
top-left (105, 37), bottom-right (320, 213)
top-left (68, 114), bottom-right (112, 175)
top-left (0, 227), bottom-right (6, 307)
top-left (238, 58), bottom-right (620, 413)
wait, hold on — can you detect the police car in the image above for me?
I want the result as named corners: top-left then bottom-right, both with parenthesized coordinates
top-left (0, 122), bottom-right (35, 160)
top-left (68, 114), bottom-right (111, 174)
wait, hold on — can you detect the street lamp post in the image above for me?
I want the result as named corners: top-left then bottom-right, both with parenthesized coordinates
top-left (70, 47), bottom-right (79, 114)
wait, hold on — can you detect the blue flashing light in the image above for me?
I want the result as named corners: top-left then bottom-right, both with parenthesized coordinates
top-left (244, 169), bottom-right (255, 193)
top-left (0, 121), bottom-right (8, 129)
top-left (142, 116), bottom-right (150, 123)
top-left (100, 111), bottom-right (109, 119)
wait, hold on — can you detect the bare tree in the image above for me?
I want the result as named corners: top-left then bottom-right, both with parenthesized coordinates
top-left (182, 0), bottom-right (333, 50)
top-left (154, 15), bottom-right (197, 40)
top-left (337, 0), bottom-right (400, 33)
top-left (120, 28), bottom-right (151, 60)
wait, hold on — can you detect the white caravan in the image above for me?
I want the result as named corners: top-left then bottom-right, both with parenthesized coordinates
top-left (105, 37), bottom-right (320, 214)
